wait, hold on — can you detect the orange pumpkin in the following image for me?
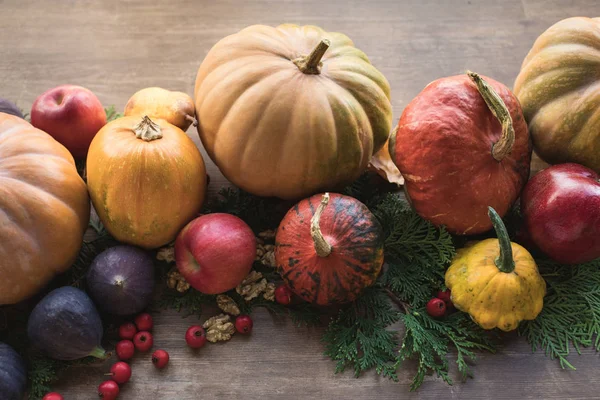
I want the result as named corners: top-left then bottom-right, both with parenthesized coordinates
top-left (0, 113), bottom-right (90, 305)
top-left (87, 115), bottom-right (206, 249)
top-left (194, 24), bottom-right (393, 200)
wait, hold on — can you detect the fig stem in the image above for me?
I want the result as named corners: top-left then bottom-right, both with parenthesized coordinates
top-left (89, 346), bottom-right (108, 359)
top-left (467, 71), bottom-right (515, 162)
top-left (310, 193), bottom-right (332, 257)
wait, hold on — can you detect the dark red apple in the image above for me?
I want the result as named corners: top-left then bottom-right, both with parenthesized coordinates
top-left (521, 163), bottom-right (600, 264)
top-left (30, 85), bottom-right (106, 159)
top-left (175, 213), bottom-right (256, 294)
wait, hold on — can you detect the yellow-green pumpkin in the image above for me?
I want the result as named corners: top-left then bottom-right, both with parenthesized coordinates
top-left (514, 17), bottom-right (600, 172)
top-left (194, 24), bottom-right (393, 200)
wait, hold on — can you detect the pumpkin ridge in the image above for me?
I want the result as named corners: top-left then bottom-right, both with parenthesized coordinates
top-left (215, 69), bottom-right (295, 170)
top-left (0, 175), bottom-right (84, 229)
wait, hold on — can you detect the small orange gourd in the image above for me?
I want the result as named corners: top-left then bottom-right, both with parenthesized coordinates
top-left (86, 115), bottom-right (206, 249)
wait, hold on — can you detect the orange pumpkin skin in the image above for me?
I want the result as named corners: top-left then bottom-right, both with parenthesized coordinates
top-left (87, 116), bottom-right (206, 249)
top-left (194, 24), bottom-right (393, 200)
top-left (390, 74), bottom-right (531, 235)
top-left (514, 17), bottom-right (600, 172)
top-left (275, 193), bottom-right (384, 305)
top-left (0, 113), bottom-right (90, 305)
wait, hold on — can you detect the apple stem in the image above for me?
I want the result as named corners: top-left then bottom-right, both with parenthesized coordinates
top-left (133, 115), bottom-right (163, 141)
top-left (467, 71), bottom-right (515, 162)
top-left (310, 193), bottom-right (332, 257)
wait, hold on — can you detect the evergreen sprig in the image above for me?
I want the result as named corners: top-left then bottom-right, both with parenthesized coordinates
top-left (519, 257), bottom-right (600, 369)
top-left (322, 287), bottom-right (401, 380)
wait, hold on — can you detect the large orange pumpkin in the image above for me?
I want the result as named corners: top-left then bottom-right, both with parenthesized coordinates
top-left (0, 113), bottom-right (90, 305)
top-left (514, 17), bottom-right (600, 172)
top-left (87, 115), bottom-right (206, 249)
top-left (194, 24), bottom-right (393, 200)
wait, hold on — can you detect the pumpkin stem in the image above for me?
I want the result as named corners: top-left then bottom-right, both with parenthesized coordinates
top-left (310, 192), bottom-right (333, 257)
top-left (467, 71), bottom-right (515, 162)
top-left (488, 206), bottom-right (515, 273)
top-left (294, 39), bottom-right (330, 75)
top-left (133, 115), bottom-right (163, 141)
top-left (185, 114), bottom-right (199, 127)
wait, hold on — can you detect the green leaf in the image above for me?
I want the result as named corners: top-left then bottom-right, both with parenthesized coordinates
top-left (104, 105), bottom-right (123, 122)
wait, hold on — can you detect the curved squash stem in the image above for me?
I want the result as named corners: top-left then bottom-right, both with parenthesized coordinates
top-left (293, 39), bottom-right (330, 75)
top-left (488, 207), bottom-right (515, 273)
top-left (310, 193), bottom-right (332, 257)
top-left (467, 71), bottom-right (515, 162)
top-left (133, 115), bottom-right (163, 141)
top-left (185, 114), bottom-right (199, 127)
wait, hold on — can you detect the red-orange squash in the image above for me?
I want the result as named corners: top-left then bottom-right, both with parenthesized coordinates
top-left (87, 115), bottom-right (206, 249)
top-left (275, 193), bottom-right (384, 305)
top-left (0, 113), bottom-right (90, 305)
top-left (194, 24), bottom-right (393, 200)
top-left (389, 72), bottom-right (531, 235)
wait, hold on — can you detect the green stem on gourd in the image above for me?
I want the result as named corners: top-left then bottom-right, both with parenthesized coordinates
top-left (293, 39), bottom-right (330, 75)
top-left (89, 346), bottom-right (108, 359)
top-left (488, 206), bottom-right (515, 273)
top-left (467, 71), bottom-right (515, 162)
top-left (133, 115), bottom-right (163, 141)
top-left (310, 193), bottom-right (332, 257)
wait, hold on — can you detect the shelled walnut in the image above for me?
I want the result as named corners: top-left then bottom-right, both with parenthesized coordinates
top-left (203, 313), bottom-right (235, 342)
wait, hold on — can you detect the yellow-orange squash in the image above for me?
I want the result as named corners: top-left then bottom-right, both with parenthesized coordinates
top-left (445, 207), bottom-right (546, 332)
top-left (514, 17), bottom-right (600, 172)
top-left (194, 24), bottom-right (393, 199)
top-left (124, 87), bottom-right (197, 132)
top-left (87, 115), bottom-right (206, 249)
top-left (0, 113), bottom-right (90, 304)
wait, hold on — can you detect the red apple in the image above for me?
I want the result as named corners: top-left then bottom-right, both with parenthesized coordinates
top-left (521, 163), bottom-right (600, 264)
top-left (175, 213), bottom-right (256, 294)
top-left (30, 84), bottom-right (106, 159)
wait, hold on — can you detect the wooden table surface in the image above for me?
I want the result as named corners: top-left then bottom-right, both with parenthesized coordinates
top-left (2, 0), bottom-right (599, 399)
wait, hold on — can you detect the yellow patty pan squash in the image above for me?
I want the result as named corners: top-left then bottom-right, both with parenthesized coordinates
top-left (445, 207), bottom-right (546, 332)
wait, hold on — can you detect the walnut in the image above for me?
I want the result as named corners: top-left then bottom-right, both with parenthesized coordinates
top-left (166, 268), bottom-right (190, 293)
top-left (263, 282), bottom-right (276, 301)
top-left (157, 245), bottom-right (175, 263)
top-left (260, 250), bottom-right (276, 268)
top-left (236, 270), bottom-right (268, 301)
top-left (203, 313), bottom-right (235, 343)
top-left (258, 229), bottom-right (276, 240)
top-left (216, 294), bottom-right (240, 316)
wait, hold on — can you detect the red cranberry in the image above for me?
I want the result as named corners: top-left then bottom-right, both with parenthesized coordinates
top-left (118, 322), bottom-right (137, 340)
top-left (235, 315), bottom-right (253, 334)
top-left (436, 289), bottom-right (452, 304)
top-left (42, 393), bottom-right (64, 400)
top-left (98, 380), bottom-right (120, 399)
top-left (274, 285), bottom-right (293, 305)
top-left (185, 325), bottom-right (207, 349)
top-left (152, 349), bottom-right (170, 369)
top-left (106, 361), bottom-right (131, 384)
top-left (115, 340), bottom-right (135, 361)
top-left (133, 331), bottom-right (153, 352)
top-left (134, 313), bottom-right (153, 331)
top-left (426, 298), bottom-right (447, 318)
